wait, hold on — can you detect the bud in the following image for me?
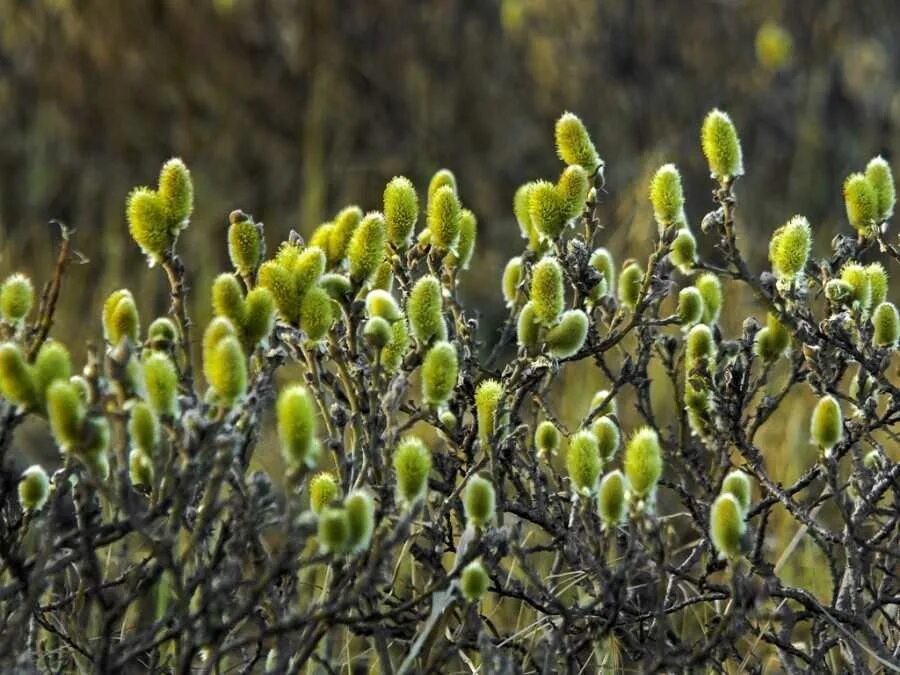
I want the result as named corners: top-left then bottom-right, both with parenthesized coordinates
top-left (227, 211), bottom-right (262, 278)
top-left (566, 430), bottom-right (601, 496)
top-left (445, 208), bottom-right (477, 270)
top-left (557, 165), bottom-right (590, 221)
top-left (460, 560), bottom-right (490, 603)
top-left (317, 507), bottom-right (350, 554)
top-left (18, 464), bottom-right (50, 511)
top-left (555, 112), bottom-right (601, 174)
top-left (421, 341), bottom-right (458, 408)
top-left (211, 274), bottom-right (245, 325)
top-left (129, 401), bottom-right (159, 453)
top-left (384, 176), bottom-right (419, 247)
top-left (129, 449), bottom-right (154, 487)
top-left (347, 212), bottom-right (387, 284)
top-left (753, 328), bottom-right (778, 362)
top-left (592, 416), bottom-right (620, 461)
top-left (755, 20), bottom-right (793, 71)
top-left (843, 172), bottom-right (877, 235)
top-left (534, 420), bottom-right (560, 457)
top-left (242, 288), bottom-right (276, 349)
top-left (158, 158), bottom-right (194, 225)
top-left (345, 490), bottom-right (375, 552)
top-left (202, 317), bottom-right (236, 372)
top-left (721, 470), bottom-right (752, 513)
top-left (597, 470), bottom-right (626, 527)
top-left (381, 316), bottom-right (411, 372)
top-left (768, 215), bottom-right (812, 281)
top-left (866, 262), bottom-right (889, 308)
top-left (872, 301), bottom-right (899, 348)
top-left (649, 164), bottom-right (685, 227)
top-left (517, 302), bottom-right (540, 351)
top-left (589, 248), bottom-right (614, 299)
top-left (147, 317), bottom-right (178, 346)
top-left (103, 289), bottom-right (140, 346)
top-left (47, 380), bottom-right (85, 451)
top-left (427, 185), bottom-right (461, 253)
top-left (474, 379), bottom-right (503, 445)
top-left (204, 334), bottom-right (246, 406)
top-left (34, 341), bottom-right (72, 400)
top-left (408, 275), bottom-right (444, 345)
top-left (530, 257), bottom-right (564, 326)
top-left (363, 316), bottom-right (393, 349)
top-left (624, 427), bottom-right (663, 498)
top-left (710, 493), bottom-right (745, 559)
top-left (767, 312), bottom-right (791, 354)
top-left (309, 472), bottom-right (340, 514)
top-left (143, 353), bottom-right (178, 417)
top-left (427, 169), bottom-right (457, 203)
top-left (294, 246), bottom-right (328, 297)
top-left (319, 273), bottom-right (352, 300)
top-left (126, 187), bottom-right (170, 263)
top-left (840, 263), bottom-right (872, 313)
top-left (366, 290), bottom-right (402, 322)
top-left (677, 287), bottom-right (703, 327)
top-left (0, 273), bottom-right (34, 323)
top-left (328, 206), bottom-right (363, 265)
top-left (0, 343), bottom-right (39, 409)
top-left (502, 257), bottom-right (523, 307)
top-left (463, 474), bottom-right (496, 528)
top-left (670, 229), bottom-right (697, 273)
top-left (370, 260), bottom-right (394, 292)
top-left (700, 109), bottom-right (744, 179)
top-left (863, 450), bottom-right (882, 471)
top-left (527, 180), bottom-right (566, 240)
top-left (309, 222), bottom-right (334, 253)
top-left (810, 395), bottom-right (842, 451)
top-left (694, 273), bottom-right (722, 325)
top-left (685, 324), bottom-right (715, 365)
top-left (825, 279), bottom-right (853, 305)
top-left (277, 385), bottom-right (319, 468)
top-left (258, 261), bottom-right (296, 323)
top-left (300, 286), bottom-right (334, 342)
top-left (545, 309), bottom-right (588, 358)
top-left (393, 436), bottom-right (432, 505)
top-left (514, 183), bottom-right (540, 250)
top-left (590, 390), bottom-right (617, 418)
top-left (618, 262), bottom-right (643, 310)
top-left (865, 156), bottom-right (895, 223)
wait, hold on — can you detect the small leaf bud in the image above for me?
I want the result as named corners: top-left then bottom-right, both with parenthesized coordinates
top-left (590, 390), bottom-right (617, 418)
top-left (366, 290), bottom-right (402, 322)
top-left (592, 416), bottom-right (620, 462)
top-left (319, 273), bottom-right (352, 300)
top-left (670, 229), bottom-right (697, 273)
top-left (696, 273), bottom-right (723, 325)
top-left (129, 449), bottom-right (154, 487)
top-left (516, 301), bottom-right (540, 351)
top-left (103, 289), bottom-right (140, 346)
top-left (363, 316), bottom-right (393, 349)
top-left (445, 208), bottom-right (477, 269)
top-left (589, 248), bottom-right (614, 298)
top-left (502, 257), bottom-right (523, 307)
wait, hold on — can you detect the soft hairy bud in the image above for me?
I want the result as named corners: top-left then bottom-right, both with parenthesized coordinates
top-left (517, 302), bottom-right (540, 351)
top-left (722, 470), bottom-right (752, 513)
top-left (700, 109), bottom-right (744, 179)
top-left (825, 279), bottom-right (854, 305)
top-left (380, 317), bottom-right (411, 372)
top-left (624, 427), bottom-right (663, 498)
top-left (592, 416), bottom-right (620, 461)
top-left (768, 215), bottom-right (811, 281)
top-left (710, 493), bottom-right (746, 559)
top-left (242, 288), bottom-right (276, 349)
top-left (277, 385), bottom-right (319, 468)
top-left (309, 472), bottom-right (340, 514)
top-left (308, 222), bottom-right (333, 252)
top-left (598, 470), bottom-right (626, 527)
top-left (866, 263), bottom-right (888, 308)
top-left (445, 208), bottom-right (477, 270)
top-left (103, 289), bottom-right (140, 346)
top-left (327, 206), bottom-right (363, 265)
top-left (678, 287), bottom-right (704, 327)
top-left (427, 185), bottom-right (461, 252)
top-left (464, 474), bottom-right (496, 528)
top-left (18, 464), bottom-right (50, 511)
top-left (460, 560), bottom-right (490, 603)
top-left (843, 173), bottom-right (878, 235)
top-left (590, 390), bottom-right (617, 417)
top-left (370, 261), bottom-right (394, 292)
top-left (695, 273), bottom-right (723, 325)
top-left (143, 353), bottom-right (178, 417)
top-left (865, 155), bottom-right (895, 223)
top-left (158, 158), bottom-right (194, 225)
top-left (227, 211), bottom-right (262, 278)
top-left (33, 341), bottom-right (72, 398)
top-left (685, 324), bottom-right (715, 365)
top-left (366, 290), bottom-right (402, 322)
top-left (211, 274), bottom-right (245, 324)
top-left (363, 316), bottom-right (393, 349)
top-left (810, 395), bottom-right (842, 451)
top-left (566, 430), bottom-right (601, 496)
top-left (347, 212), bottom-right (387, 284)
top-left (589, 247), bottom-right (614, 298)
top-left (670, 229), bottom-right (697, 273)
top-left (344, 490), bottom-right (375, 553)
top-left (0, 273), bottom-right (34, 323)
top-left (557, 165), bottom-right (590, 221)
top-left (319, 273), bottom-right (352, 300)
top-left (427, 169), bottom-right (457, 203)
top-left (530, 257), bottom-right (564, 326)
top-left (545, 309), bottom-right (588, 358)
top-left (421, 341), bottom-right (458, 408)
top-left (555, 112), bottom-right (601, 174)
top-left (618, 262), bottom-right (643, 310)
top-left (872, 301), bottom-right (899, 348)
top-left (317, 507), bottom-right (350, 554)
top-left (47, 381), bottom-right (85, 451)
top-left (408, 275), bottom-right (444, 345)
top-left (514, 183), bottom-right (540, 250)
top-left (534, 420), bottom-right (560, 457)
top-left (293, 246), bottom-right (327, 297)
top-left (129, 450), bottom-right (154, 487)
top-left (393, 436), bottom-right (432, 505)
top-left (502, 257), bottom-right (523, 307)
top-left (384, 176), bottom-right (419, 247)
top-left (767, 313), bottom-right (791, 354)
top-left (129, 401), bottom-right (159, 453)
top-left (840, 263), bottom-right (872, 313)
top-left (147, 317), bottom-right (178, 346)
top-left (527, 180), bottom-right (566, 240)
top-left (300, 286), bottom-right (333, 342)
top-left (126, 187), bottom-right (171, 263)
top-left (753, 328), bottom-right (779, 362)
top-left (204, 334), bottom-right (246, 406)
top-left (475, 379), bottom-right (503, 444)
top-left (0, 343), bottom-right (39, 409)
top-left (649, 164), bottom-right (685, 227)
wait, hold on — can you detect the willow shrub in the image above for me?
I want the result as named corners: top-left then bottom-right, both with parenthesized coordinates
top-left (0, 111), bottom-right (898, 674)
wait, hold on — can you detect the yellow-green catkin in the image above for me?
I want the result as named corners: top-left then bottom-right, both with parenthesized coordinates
top-left (427, 169), bottom-right (457, 204)
top-left (700, 109), bottom-right (744, 180)
top-left (555, 112), bottom-right (601, 174)
top-left (0, 274), bottom-right (34, 323)
top-left (810, 395), bottom-right (842, 451)
top-left (309, 472), bottom-right (340, 514)
top-left (557, 165), bottom-right (590, 221)
top-left (514, 183), bottom-right (541, 250)
top-left (211, 274), bottom-right (245, 325)
top-left (517, 302), bottom-right (540, 352)
top-left (755, 21), bottom-right (793, 72)
top-left (0, 342), bottom-right (39, 409)
top-left (545, 309), bottom-right (588, 358)
top-left (446, 208), bottom-right (477, 270)
top-left (722, 470), bottom-right (752, 513)
top-left (696, 273), bottom-right (723, 325)
top-left (592, 416), bottom-right (620, 462)
top-left (366, 290), bottom-right (402, 322)
top-left (530, 257), bottom-right (564, 326)
top-left (158, 158), bottom-right (194, 225)
top-left (590, 389), bottom-right (617, 418)
top-left (129, 449), bottom-right (153, 487)
top-left (18, 464), bottom-right (50, 511)
top-left (370, 260), bottom-right (394, 292)
top-left (33, 341), bottom-right (71, 393)
top-left (46, 380), bottom-right (85, 451)
top-left (143, 352), bottom-right (178, 417)
top-left (677, 287), bottom-right (703, 327)
top-left (589, 248), bottom-right (614, 299)
top-left (363, 316), bottom-right (392, 349)
top-left (328, 206), bottom-right (363, 266)
top-left (534, 420), bottom-right (560, 457)
top-left (865, 156), bottom-right (895, 223)
top-left (427, 185), bottom-right (461, 253)
top-left (299, 286), bottom-right (333, 342)
top-left (618, 262), bottom-right (643, 310)
top-left (649, 164), bottom-right (685, 229)
top-left (408, 275), bottom-right (444, 345)
top-left (147, 317), bottom-right (178, 349)
top-left (566, 430), bottom-right (601, 497)
top-left (843, 172), bottom-right (878, 235)
top-left (710, 493), bottom-right (745, 559)
top-left (670, 229), bottom-right (697, 273)
top-left (502, 257), bottom-right (523, 307)
top-left (527, 180), bottom-right (566, 240)
top-left (384, 176), bottom-right (419, 247)
top-left (319, 273), bottom-right (352, 300)
top-left (126, 158), bottom-right (193, 264)
top-left (103, 289), bottom-right (140, 346)
top-left (344, 490), bottom-right (375, 552)
top-left (463, 474), bottom-right (496, 528)
top-left (241, 288), bottom-right (276, 349)
top-left (381, 316), bottom-right (411, 372)
top-left (475, 379), bottom-right (503, 444)
top-left (309, 222), bottom-right (334, 252)
top-left (421, 341), bottom-right (458, 408)
top-left (227, 210), bottom-right (263, 278)
top-left (624, 427), bottom-right (663, 498)
top-left (769, 215), bottom-right (812, 281)
top-left (347, 212), bottom-right (387, 285)
top-left (872, 302), bottom-right (899, 348)
top-left (460, 560), bottom-right (490, 603)
top-left (204, 334), bottom-right (246, 407)
top-left (598, 470), bottom-right (626, 527)
top-left (841, 263), bottom-right (872, 313)
top-left (866, 263), bottom-right (888, 308)
top-left (393, 435), bottom-right (432, 505)
top-left (277, 384), bottom-right (319, 468)
top-left (317, 507), bottom-right (350, 554)
top-left (129, 401), bottom-right (159, 453)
